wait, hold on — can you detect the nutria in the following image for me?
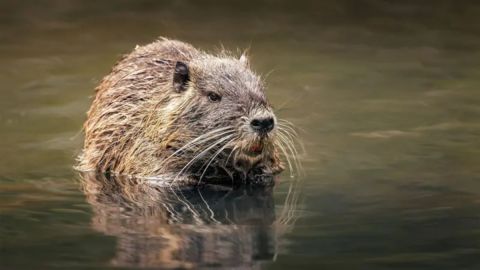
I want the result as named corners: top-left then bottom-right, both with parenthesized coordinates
top-left (78, 38), bottom-right (298, 185)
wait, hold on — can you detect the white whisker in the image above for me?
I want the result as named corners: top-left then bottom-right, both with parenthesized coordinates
top-left (198, 136), bottom-right (236, 184)
top-left (172, 134), bottom-right (235, 184)
top-left (275, 139), bottom-right (294, 178)
top-left (277, 130), bottom-right (303, 176)
top-left (161, 126), bottom-right (234, 166)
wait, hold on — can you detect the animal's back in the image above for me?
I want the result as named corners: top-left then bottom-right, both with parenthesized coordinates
top-left (79, 39), bottom-right (198, 174)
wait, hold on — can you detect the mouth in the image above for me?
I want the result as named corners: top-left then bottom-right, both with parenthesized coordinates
top-left (243, 136), bottom-right (270, 157)
top-left (248, 142), bottom-right (264, 155)
top-left (234, 132), bottom-right (275, 159)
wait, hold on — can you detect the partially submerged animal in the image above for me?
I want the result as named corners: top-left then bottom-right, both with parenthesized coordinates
top-left (78, 38), bottom-right (297, 185)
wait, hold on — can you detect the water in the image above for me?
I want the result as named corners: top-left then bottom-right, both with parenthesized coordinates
top-left (1, 0), bottom-right (480, 269)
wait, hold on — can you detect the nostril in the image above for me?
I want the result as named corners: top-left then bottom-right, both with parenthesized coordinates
top-left (265, 117), bottom-right (274, 130)
top-left (250, 117), bottom-right (275, 133)
top-left (251, 119), bottom-right (262, 128)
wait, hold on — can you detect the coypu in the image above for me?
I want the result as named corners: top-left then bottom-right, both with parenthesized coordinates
top-left (78, 38), bottom-right (299, 185)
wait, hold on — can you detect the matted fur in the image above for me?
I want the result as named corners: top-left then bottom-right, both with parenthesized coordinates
top-left (78, 38), bottom-right (296, 184)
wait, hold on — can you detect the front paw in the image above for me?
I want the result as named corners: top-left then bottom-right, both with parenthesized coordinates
top-left (248, 166), bottom-right (275, 186)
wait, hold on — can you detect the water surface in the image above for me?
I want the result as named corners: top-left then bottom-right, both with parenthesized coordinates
top-left (1, 1), bottom-right (480, 269)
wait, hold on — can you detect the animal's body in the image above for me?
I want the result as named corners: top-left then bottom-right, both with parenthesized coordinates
top-left (78, 38), bottom-right (292, 185)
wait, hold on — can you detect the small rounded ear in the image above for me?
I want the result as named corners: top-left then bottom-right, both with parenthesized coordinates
top-left (173, 61), bottom-right (190, 92)
top-left (239, 52), bottom-right (249, 67)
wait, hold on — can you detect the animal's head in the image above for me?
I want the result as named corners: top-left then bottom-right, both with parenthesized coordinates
top-left (160, 52), bottom-right (295, 182)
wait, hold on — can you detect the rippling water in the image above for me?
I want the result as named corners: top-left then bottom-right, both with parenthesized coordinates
top-left (1, 1), bottom-right (480, 269)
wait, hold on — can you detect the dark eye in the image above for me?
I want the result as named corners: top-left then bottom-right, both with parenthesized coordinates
top-left (207, 92), bottom-right (222, 102)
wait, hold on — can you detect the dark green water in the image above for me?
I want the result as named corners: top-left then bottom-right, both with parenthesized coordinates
top-left (1, 0), bottom-right (480, 269)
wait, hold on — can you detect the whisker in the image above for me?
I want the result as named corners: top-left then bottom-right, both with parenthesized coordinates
top-left (277, 130), bottom-right (303, 175)
top-left (167, 126), bottom-right (233, 155)
top-left (277, 132), bottom-right (295, 162)
top-left (277, 126), bottom-right (298, 145)
top-left (275, 139), bottom-right (294, 178)
top-left (172, 134), bottom-right (235, 184)
top-left (198, 136), bottom-right (236, 184)
top-left (278, 118), bottom-right (307, 134)
top-left (277, 122), bottom-right (298, 136)
top-left (161, 127), bottom-right (234, 167)
top-left (225, 144), bottom-right (239, 165)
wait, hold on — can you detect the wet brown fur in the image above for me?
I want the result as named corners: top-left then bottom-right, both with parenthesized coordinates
top-left (78, 38), bottom-right (287, 184)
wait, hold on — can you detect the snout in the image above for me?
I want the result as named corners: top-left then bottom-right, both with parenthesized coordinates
top-left (250, 116), bottom-right (275, 134)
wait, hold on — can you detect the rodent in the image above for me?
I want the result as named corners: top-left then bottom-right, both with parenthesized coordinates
top-left (77, 38), bottom-right (296, 185)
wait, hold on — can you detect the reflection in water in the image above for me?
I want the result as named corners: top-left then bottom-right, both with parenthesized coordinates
top-left (80, 172), bottom-right (297, 269)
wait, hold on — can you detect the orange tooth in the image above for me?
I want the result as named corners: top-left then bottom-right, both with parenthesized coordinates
top-left (250, 143), bottom-right (263, 153)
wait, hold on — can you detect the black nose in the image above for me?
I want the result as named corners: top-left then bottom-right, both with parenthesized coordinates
top-left (250, 117), bottom-right (275, 134)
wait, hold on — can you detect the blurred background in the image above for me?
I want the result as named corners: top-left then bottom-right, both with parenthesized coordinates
top-left (1, 0), bottom-right (479, 269)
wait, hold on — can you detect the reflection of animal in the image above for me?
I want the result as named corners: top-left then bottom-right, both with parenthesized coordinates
top-left (78, 38), bottom-right (299, 184)
top-left (81, 172), bottom-right (285, 269)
